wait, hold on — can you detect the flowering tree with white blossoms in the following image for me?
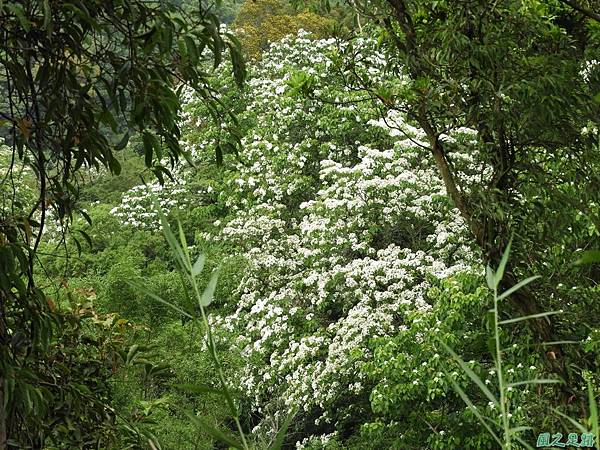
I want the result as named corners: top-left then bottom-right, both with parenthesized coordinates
top-left (46, 1), bottom-right (600, 448)
top-left (166, 31), bottom-right (482, 446)
top-left (99, 13), bottom-right (600, 449)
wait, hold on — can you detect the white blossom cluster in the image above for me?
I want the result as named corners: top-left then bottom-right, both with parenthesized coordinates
top-left (0, 140), bottom-right (36, 216)
top-left (581, 59), bottom-right (599, 83)
top-left (108, 30), bottom-right (482, 446)
top-left (109, 178), bottom-right (190, 230)
top-left (190, 32), bottom-right (480, 445)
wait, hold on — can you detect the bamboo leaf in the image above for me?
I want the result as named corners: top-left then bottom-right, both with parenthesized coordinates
top-left (553, 408), bottom-right (588, 434)
top-left (174, 383), bottom-right (224, 396)
top-left (201, 269), bottom-right (219, 307)
top-left (178, 221), bottom-right (191, 265)
top-left (513, 434), bottom-right (535, 450)
top-left (127, 280), bottom-right (193, 319)
top-left (184, 411), bottom-right (244, 449)
top-left (495, 238), bottom-right (512, 287)
top-left (574, 250), bottom-right (600, 266)
top-left (7, 4), bottom-right (31, 31)
top-left (498, 310), bottom-right (562, 325)
top-left (508, 426), bottom-right (533, 435)
top-left (153, 197), bottom-right (187, 272)
top-left (269, 407), bottom-right (297, 450)
top-left (587, 380), bottom-right (599, 449)
top-left (497, 276), bottom-right (541, 301)
top-left (126, 344), bottom-right (139, 365)
top-left (192, 254), bottom-right (206, 277)
top-left (439, 341), bottom-right (498, 407)
top-left (444, 370), bottom-right (503, 447)
top-left (508, 379), bottom-right (563, 387)
top-left (485, 265), bottom-right (495, 290)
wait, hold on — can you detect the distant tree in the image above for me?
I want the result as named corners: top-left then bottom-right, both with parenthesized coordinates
top-left (0, 0), bottom-right (245, 447)
top-left (234, 0), bottom-right (335, 57)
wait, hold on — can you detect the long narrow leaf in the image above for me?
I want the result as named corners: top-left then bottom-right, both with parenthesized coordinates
top-left (508, 426), bottom-right (533, 435)
top-left (497, 276), bottom-right (541, 301)
top-left (513, 434), bottom-right (535, 450)
top-left (574, 250), bottom-right (600, 266)
top-left (178, 221), bottom-right (191, 266)
top-left (502, 340), bottom-right (578, 352)
top-left (127, 280), bottom-right (193, 319)
top-left (440, 341), bottom-right (498, 407)
top-left (541, 340), bottom-right (579, 346)
top-left (498, 310), bottom-right (562, 325)
top-left (153, 197), bottom-right (187, 272)
top-left (486, 265), bottom-right (496, 290)
top-left (201, 269), bottom-right (219, 307)
top-left (269, 407), bottom-right (298, 450)
top-left (174, 383), bottom-right (224, 396)
top-left (445, 371), bottom-right (503, 447)
top-left (553, 408), bottom-right (588, 434)
top-left (508, 379), bottom-right (563, 387)
top-left (192, 254), bottom-right (206, 277)
top-left (184, 411), bottom-right (244, 449)
top-left (588, 380), bottom-right (599, 450)
top-left (495, 238), bottom-right (512, 287)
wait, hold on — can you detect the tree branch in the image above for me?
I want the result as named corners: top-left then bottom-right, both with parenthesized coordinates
top-left (556, 0), bottom-right (600, 22)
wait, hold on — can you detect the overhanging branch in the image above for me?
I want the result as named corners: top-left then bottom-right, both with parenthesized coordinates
top-left (556, 0), bottom-right (600, 22)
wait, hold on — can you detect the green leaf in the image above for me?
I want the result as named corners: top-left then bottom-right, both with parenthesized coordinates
top-left (184, 36), bottom-right (199, 64)
top-left (41, 0), bottom-right (52, 32)
top-left (269, 407), bottom-right (297, 450)
top-left (227, 40), bottom-right (246, 87)
top-left (553, 408), bottom-right (588, 434)
top-left (126, 344), bottom-right (140, 365)
top-left (574, 250), bottom-right (600, 266)
top-left (177, 221), bottom-right (191, 264)
top-left (127, 280), bottom-right (193, 319)
top-left (143, 132), bottom-right (155, 167)
top-left (201, 269), bottom-right (219, 307)
top-left (75, 229), bottom-right (92, 249)
top-left (494, 238), bottom-right (512, 287)
top-left (115, 131), bottom-right (130, 150)
top-left (444, 370), bottom-right (503, 447)
top-left (73, 237), bottom-right (82, 256)
top-left (588, 380), bottom-right (599, 449)
top-left (215, 143), bottom-right (223, 166)
top-left (507, 379), bottom-right (563, 387)
top-left (79, 209), bottom-right (92, 226)
top-left (108, 155), bottom-right (121, 175)
top-left (485, 265), bottom-right (495, 290)
top-left (184, 411), bottom-right (244, 449)
top-left (508, 426), bottom-right (533, 435)
top-left (174, 383), bottom-right (224, 396)
top-left (498, 310), bottom-right (562, 325)
top-left (153, 196), bottom-right (188, 273)
top-left (192, 254), bottom-right (206, 277)
top-left (497, 276), bottom-right (541, 301)
top-left (513, 434), bottom-right (535, 450)
top-left (7, 4), bottom-right (31, 32)
top-left (439, 341), bottom-right (498, 407)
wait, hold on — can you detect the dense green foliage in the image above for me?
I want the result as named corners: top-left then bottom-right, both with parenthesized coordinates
top-left (0, 0), bottom-right (244, 447)
top-left (1, 0), bottom-right (600, 449)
